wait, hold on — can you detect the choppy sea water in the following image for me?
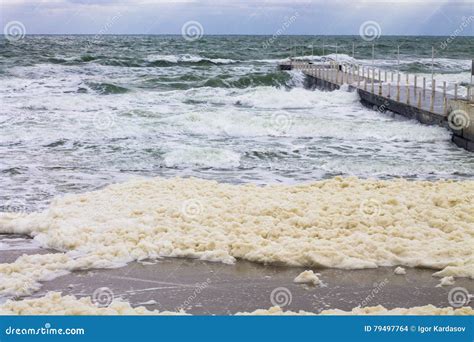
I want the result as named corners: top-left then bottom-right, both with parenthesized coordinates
top-left (1, 35), bottom-right (473, 212)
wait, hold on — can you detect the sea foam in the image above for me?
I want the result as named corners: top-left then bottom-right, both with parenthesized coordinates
top-left (0, 176), bottom-right (473, 297)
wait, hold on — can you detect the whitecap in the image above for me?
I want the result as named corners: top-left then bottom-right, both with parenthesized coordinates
top-left (146, 54), bottom-right (237, 64)
top-left (163, 147), bottom-right (241, 169)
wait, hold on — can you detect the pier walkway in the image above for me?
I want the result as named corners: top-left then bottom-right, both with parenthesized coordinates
top-left (278, 60), bottom-right (474, 151)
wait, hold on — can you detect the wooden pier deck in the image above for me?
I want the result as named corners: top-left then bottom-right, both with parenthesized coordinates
top-left (278, 60), bottom-right (474, 151)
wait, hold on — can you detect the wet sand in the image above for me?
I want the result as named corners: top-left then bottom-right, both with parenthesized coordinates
top-left (1, 234), bottom-right (473, 314)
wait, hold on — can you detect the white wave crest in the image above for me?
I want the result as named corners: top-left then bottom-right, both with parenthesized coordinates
top-left (163, 147), bottom-right (241, 169)
top-left (146, 54), bottom-right (237, 64)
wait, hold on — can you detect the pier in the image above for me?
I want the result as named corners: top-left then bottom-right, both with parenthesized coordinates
top-left (278, 60), bottom-right (474, 151)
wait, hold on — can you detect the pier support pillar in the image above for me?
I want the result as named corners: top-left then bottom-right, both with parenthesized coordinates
top-left (449, 99), bottom-right (474, 151)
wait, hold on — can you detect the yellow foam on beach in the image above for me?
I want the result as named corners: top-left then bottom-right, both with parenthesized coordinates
top-left (0, 176), bottom-right (473, 296)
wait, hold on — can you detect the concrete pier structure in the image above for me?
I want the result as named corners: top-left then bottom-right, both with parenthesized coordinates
top-left (449, 99), bottom-right (474, 151)
top-left (278, 61), bottom-right (474, 152)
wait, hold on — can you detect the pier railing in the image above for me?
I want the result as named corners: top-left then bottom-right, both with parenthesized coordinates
top-left (286, 60), bottom-right (472, 116)
top-left (279, 58), bottom-right (474, 151)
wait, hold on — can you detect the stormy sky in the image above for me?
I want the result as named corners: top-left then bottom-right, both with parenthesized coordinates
top-left (1, 0), bottom-right (473, 35)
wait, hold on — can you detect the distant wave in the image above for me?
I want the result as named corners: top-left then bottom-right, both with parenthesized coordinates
top-left (46, 54), bottom-right (238, 68)
top-left (202, 71), bottom-right (292, 88)
top-left (136, 71), bottom-right (297, 89)
top-left (358, 57), bottom-right (471, 73)
top-left (146, 54), bottom-right (238, 65)
top-left (85, 82), bottom-right (130, 95)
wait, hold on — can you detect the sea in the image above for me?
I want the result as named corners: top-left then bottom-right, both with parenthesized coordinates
top-left (1, 35), bottom-right (473, 212)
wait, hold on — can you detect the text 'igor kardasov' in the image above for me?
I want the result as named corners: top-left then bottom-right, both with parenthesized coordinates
top-left (417, 325), bottom-right (466, 334)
